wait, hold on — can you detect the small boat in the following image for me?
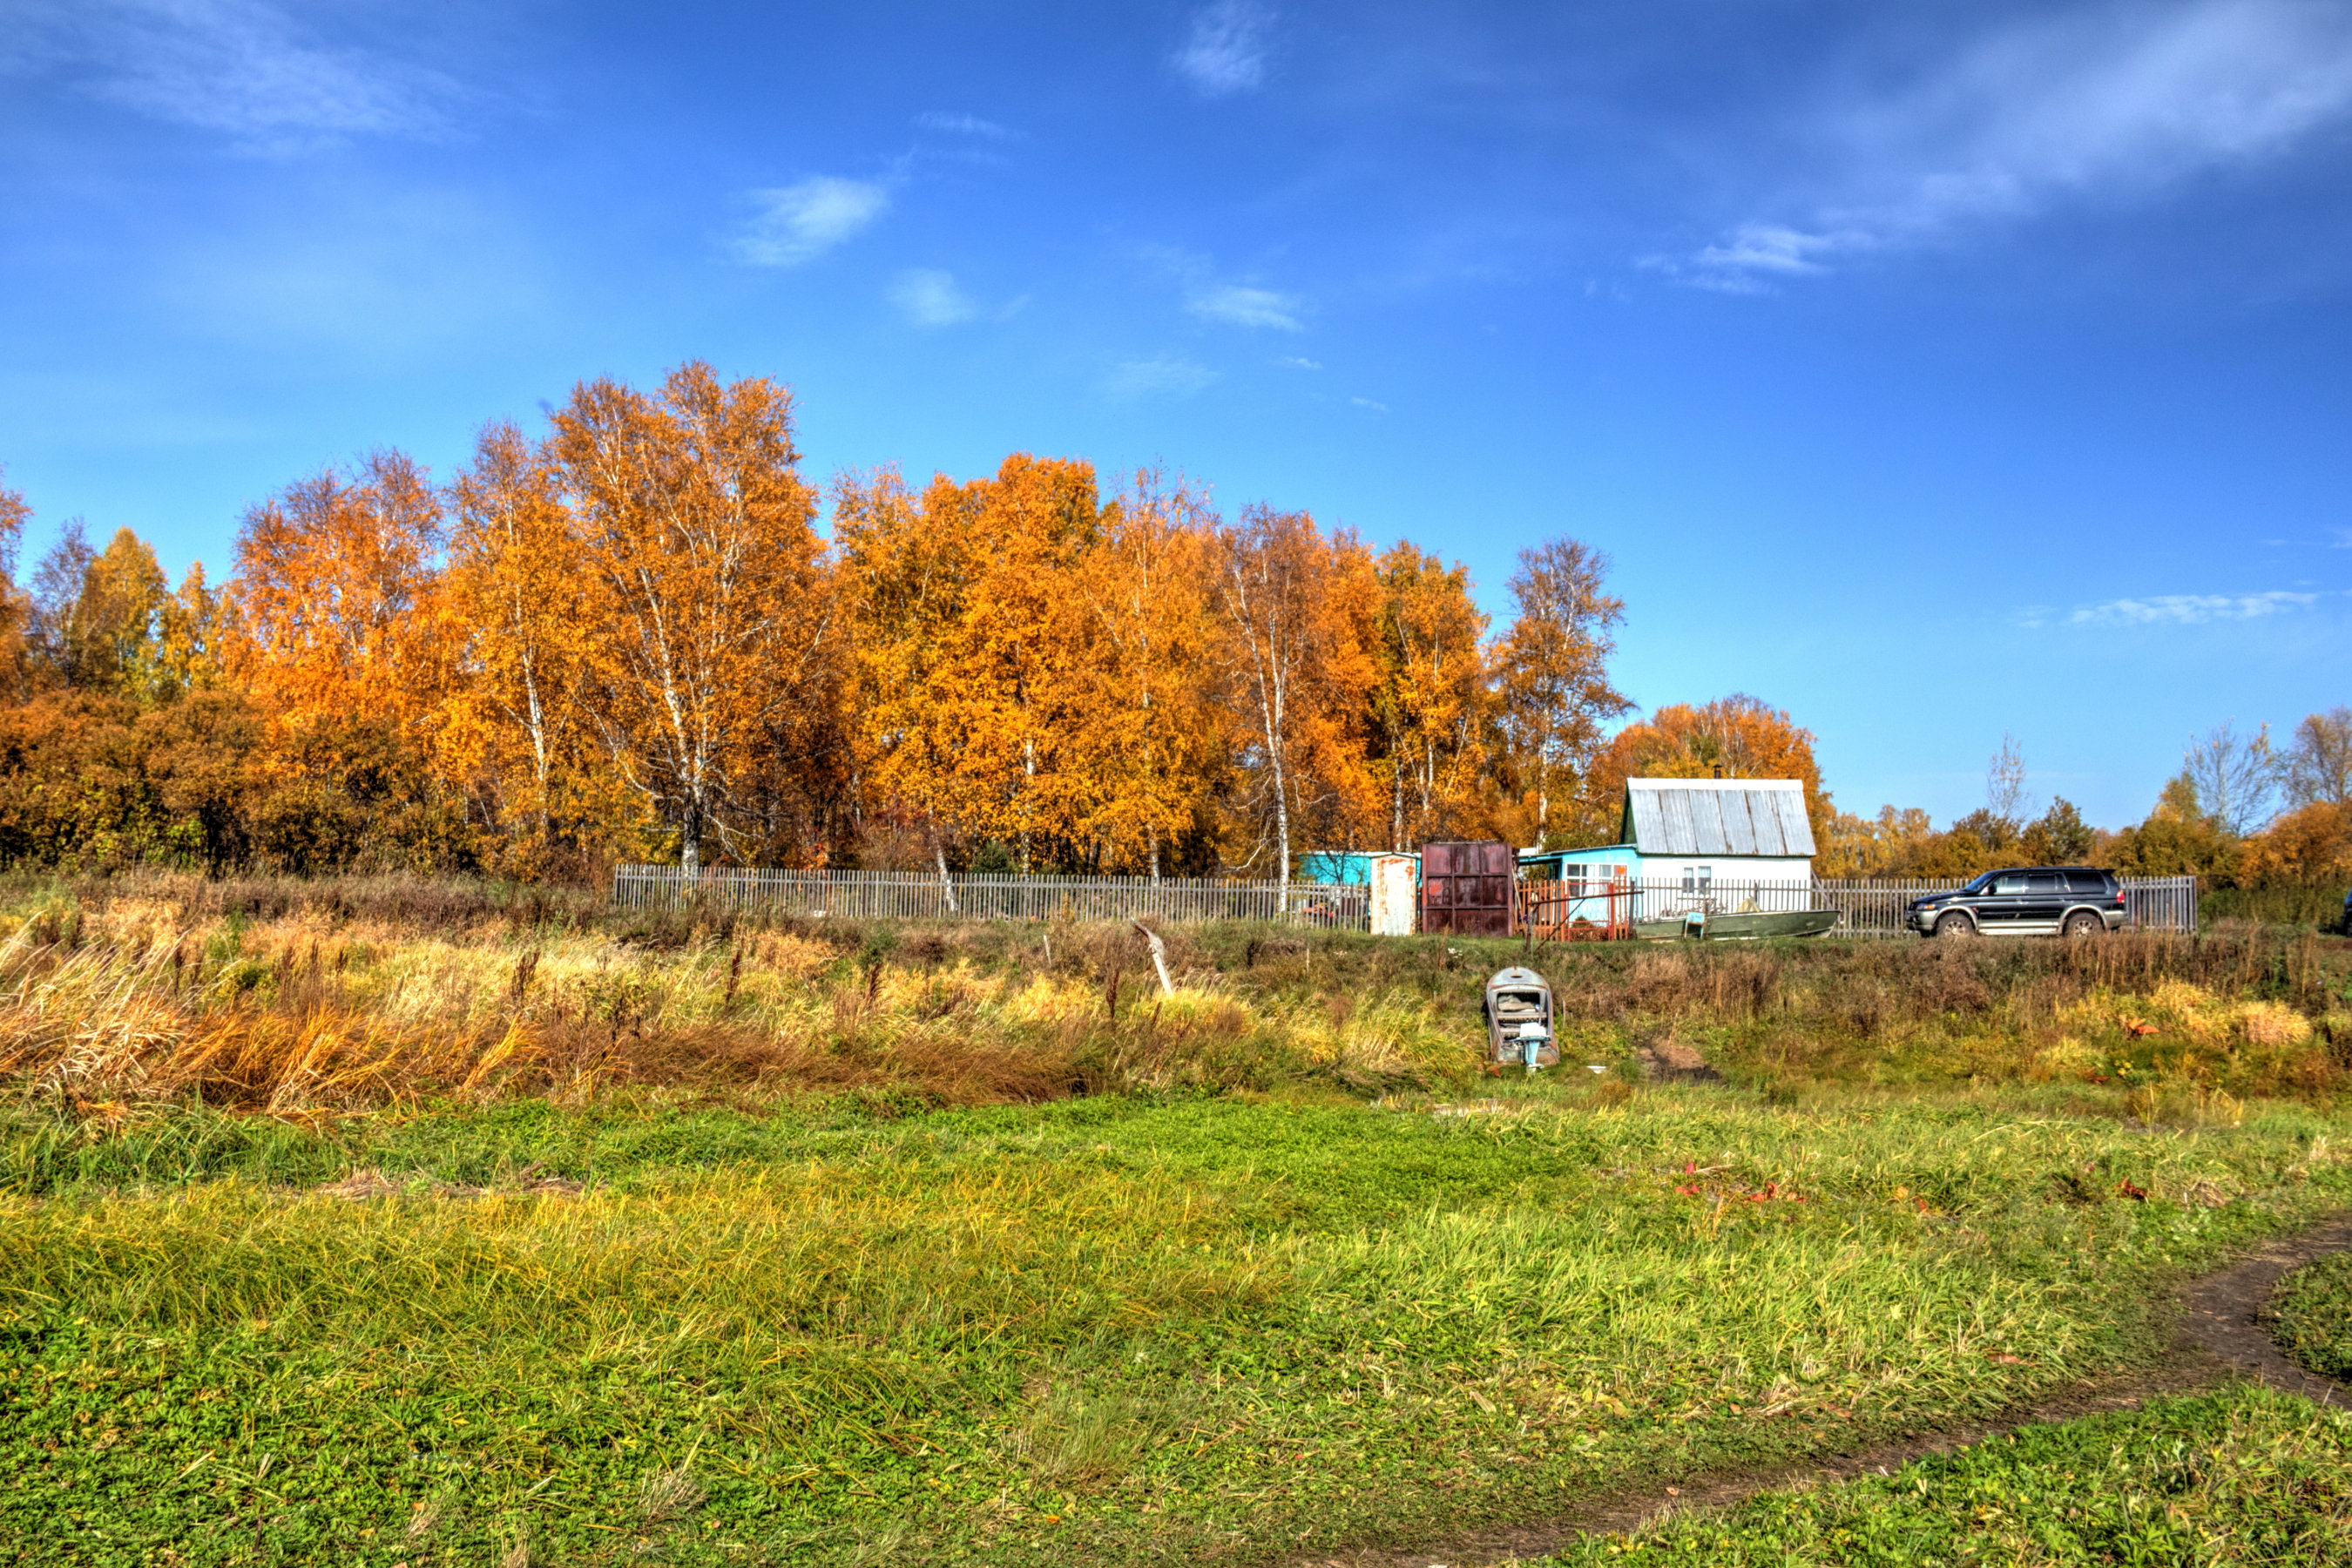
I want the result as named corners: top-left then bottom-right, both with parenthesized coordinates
top-left (1633, 909), bottom-right (1840, 941)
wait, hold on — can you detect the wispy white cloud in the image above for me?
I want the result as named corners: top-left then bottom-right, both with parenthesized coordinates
top-left (889, 267), bottom-right (976, 326)
top-left (1274, 355), bottom-right (1322, 369)
top-left (1188, 282), bottom-right (1303, 330)
top-left (2062, 590), bottom-right (2324, 626)
top-left (11, 0), bottom-right (463, 151)
top-left (915, 111), bottom-right (1016, 139)
top-left (1681, 0), bottom-right (2352, 287)
top-left (1350, 395), bottom-right (1389, 413)
top-left (730, 178), bottom-right (890, 267)
top-left (1104, 356), bottom-right (1217, 399)
top-left (1174, 1), bottom-right (1271, 96)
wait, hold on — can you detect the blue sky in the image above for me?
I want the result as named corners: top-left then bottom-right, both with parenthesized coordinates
top-left (3, 0), bottom-right (2350, 829)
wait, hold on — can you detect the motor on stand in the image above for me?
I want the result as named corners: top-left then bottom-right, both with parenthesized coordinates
top-left (1483, 966), bottom-right (1558, 1075)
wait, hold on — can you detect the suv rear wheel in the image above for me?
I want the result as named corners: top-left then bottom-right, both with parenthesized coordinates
top-left (1935, 910), bottom-right (1977, 938)
top-left (2062, 910), bottom-right (2103, 937)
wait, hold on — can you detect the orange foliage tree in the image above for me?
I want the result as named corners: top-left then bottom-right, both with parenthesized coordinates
top-left (840, 456), bottom-right (1229, 879)
top-left (231, 450), bottom-right (445, 735)
top-left (1214, 505), bottom-right (1381, 888)
top-left (1493, 537), bottom-right (1630, 848)
top-left (1576, 693), bottom-right (1829, 848)
top-left (227, 450), bottom-right (461, 867)
top-left (2, 383), bottom-right (1677, 882)
top-left (548, 363), bottom-right (835, 873)
top-left (1370, 543), bottom-right (1490, 850)
top-left (1064, 471), bottom-right (1227, 875)
top-left (443, 419), bottom-right (618, 873)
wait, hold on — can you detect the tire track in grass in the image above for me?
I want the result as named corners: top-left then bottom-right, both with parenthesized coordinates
top-left (1294, 1213), bottom-right (2352, 1568)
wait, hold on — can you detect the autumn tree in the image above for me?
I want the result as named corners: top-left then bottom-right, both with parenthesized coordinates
top-left (2108, 774), bottom-right (2238, 878)
top-left (2282, 708), bottom-right (2352, 808)
top-left (151, 563), bottom-right (227, 701)
top-left (227, 449), bottom-right (463, 868)
top-left (0, 468), bottom-right (24, 693)
top-left (1577, 693), bottom-right (1829, 847)
top-left (838, 455), bottom-right (1117, 881)
top-left (26, 519), bottom-right (96, 684)
top-left (549, 362), bottom-right (834, 873)
top-left (1214, 505), bottom-right (1381, 889)
top-left (1493, 538), bottom-right (1629, 849)
top-left (24, 524), bottom-right (193, 702)
top-left (442, 420), bottom-right (624, 874)
top-left (2018, 797), bottom-right (2098, 865)
top-left (2182, 720), bottom-right (2278, 836)
top-left (1369, 543), bottom-right (1490, 850)
top-left (2240, 801), bottom-right (2352, 887)
top-left (1064, 470), bottom-right (1227, 876)
top-left (231, 449), bottom-right (446, 732)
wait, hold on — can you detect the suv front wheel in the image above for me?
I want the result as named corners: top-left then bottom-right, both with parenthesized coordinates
top-left (1935, 910), bottom-right (1977, 938)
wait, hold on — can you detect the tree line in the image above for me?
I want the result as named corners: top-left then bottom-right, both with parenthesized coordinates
top-left (0, 362), bottom-right (1637, 882)
top-left (7, 358), bottom-right (2342, 895)
top-left (1816, 719), bottom-right (2352, 889)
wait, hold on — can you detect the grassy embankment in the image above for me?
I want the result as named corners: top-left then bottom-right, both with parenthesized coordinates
top-left (0, 873), bottom-right (2349, 1565)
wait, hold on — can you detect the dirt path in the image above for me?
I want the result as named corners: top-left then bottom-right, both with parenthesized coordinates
top-left (1295, 1215), bottom-right (2352, 1568)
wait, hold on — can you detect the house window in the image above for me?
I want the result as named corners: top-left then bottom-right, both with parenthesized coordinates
top-left (1681, 867), bottom-right (1696, 896)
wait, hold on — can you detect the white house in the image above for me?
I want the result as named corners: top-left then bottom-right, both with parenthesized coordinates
top-left (1521, 777), bottom-right (1817, 916)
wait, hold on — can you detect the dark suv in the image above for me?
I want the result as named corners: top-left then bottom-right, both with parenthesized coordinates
top-left (1907, 867), bottom-right (2126, 939)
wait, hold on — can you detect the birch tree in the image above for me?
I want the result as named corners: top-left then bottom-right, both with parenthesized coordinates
top-left (230, 449), bottom-right (446, 740)
top-left (1214, 504), bottom-right (1379, 890)
top-left (444, 420), bottom-right (616, 867)
top-left (1370, 542), bottom-right (1490, 850)
top-left (548, 362), bottom-right (828, 874)
top-left (1067, 470), bottom-right (1225, 876)
top-left (1494, 537), bottom-right (1629, 848)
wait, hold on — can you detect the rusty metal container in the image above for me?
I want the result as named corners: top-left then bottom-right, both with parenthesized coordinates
top-left (1419, 841), bottom-right (1517, 936)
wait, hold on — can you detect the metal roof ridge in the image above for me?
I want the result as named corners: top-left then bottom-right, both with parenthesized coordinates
top-left (1623, 776), bottom-right (1805, 791)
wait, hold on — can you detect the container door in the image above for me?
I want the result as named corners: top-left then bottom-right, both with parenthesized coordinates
top-left (1369, 857), bottom-right (1417, 936)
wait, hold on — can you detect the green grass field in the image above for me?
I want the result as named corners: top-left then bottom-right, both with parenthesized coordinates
top-left (3, 1085), bottom-right (2348, 1565)
top-left (1538, 1385), bottom-right (2352, 1566)
top-left (2268, 1252), bottom-right (2352, 1382)
top-left (3, 874), bottom-right (2351, 1565)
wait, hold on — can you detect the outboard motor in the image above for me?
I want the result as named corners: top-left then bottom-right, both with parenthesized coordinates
top-left (1484, 966), bottom-right (1558, 1071)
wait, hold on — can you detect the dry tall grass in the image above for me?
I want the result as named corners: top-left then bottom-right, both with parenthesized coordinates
top-left (0, 872), bottom-right (1459, 1114)
top-left (1538, 925), bottom-right (2351, 1097)
top-left (3, 870), bottom-right (2348, 1117)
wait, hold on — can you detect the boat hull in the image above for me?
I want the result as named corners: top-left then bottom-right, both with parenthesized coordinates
top-left (1634, 909), bottom-right (1840, 941)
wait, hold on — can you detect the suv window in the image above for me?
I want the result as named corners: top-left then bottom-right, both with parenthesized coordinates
top-left (2065, 871), bottom-right (2111, 895)
top-left (1990, 874), bottom-right (2027, 895)
top-left (2024, 873), bottom-right (2062, 892)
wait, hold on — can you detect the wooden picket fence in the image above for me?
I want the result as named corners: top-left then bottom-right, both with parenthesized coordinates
top-left (611, 864), bottom-right (1369, 927)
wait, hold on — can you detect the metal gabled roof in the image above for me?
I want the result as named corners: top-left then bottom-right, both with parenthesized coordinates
top-left (1622, 778), bottom-right (1816, 857)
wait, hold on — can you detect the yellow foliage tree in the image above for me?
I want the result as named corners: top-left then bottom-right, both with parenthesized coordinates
top-left (1063, 471), bottom-right (1227, 875)
top-left (1494, 537), bottom-right (1630, 849)
top-left (444, 419), bottom-right (624, 872)
top-left (1370, 542), bottom-right (1490, 850)
top-left (1214, 505), bottom-right (1382, 888)
top-left (1578, 693), bottom-right (1830, 848)
top-left (549, 363), bottom-right (833, 873)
